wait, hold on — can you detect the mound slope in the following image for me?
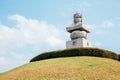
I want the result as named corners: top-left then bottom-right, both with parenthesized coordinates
top-left (0, 56), bottom-right (120, 80)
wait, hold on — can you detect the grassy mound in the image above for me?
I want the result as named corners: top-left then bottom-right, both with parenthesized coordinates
top-left (30, 48), bottom-right (119, 62)
top-left (0, 57), bottom-right (120, 80)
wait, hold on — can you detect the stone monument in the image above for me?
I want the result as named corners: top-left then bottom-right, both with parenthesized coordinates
top-left (66, 12), bottom-right (91, 48)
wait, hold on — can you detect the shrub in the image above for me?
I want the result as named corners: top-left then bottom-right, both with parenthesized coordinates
top-left (30, 48), bottom-right (119, 62)
top-left (118, 54), bottom-right (120, 61)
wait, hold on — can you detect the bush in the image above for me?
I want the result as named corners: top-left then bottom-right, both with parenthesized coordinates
top-left (118, 54), bottom-right (120, 61)
top-left (30, 48), bottom-right (119, 62)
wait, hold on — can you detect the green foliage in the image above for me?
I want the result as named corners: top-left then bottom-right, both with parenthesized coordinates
top-left (118, 54), bottom-right (120, 61)
top-left (30, 48), bottom-right (119, 62)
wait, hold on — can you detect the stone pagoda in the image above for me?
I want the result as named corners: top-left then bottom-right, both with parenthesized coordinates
top-left (66, 12), bottom-right (91, 48)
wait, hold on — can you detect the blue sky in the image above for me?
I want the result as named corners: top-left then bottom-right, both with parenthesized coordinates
top-left (0, 0), bottom-right (120, 72)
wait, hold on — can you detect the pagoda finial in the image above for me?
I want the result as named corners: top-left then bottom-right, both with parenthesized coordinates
top-left (73, 12), bottom-right (82, 24)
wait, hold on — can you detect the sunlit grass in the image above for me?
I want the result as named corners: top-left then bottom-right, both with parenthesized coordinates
top-left (0, 56), bottom-right (120, 80)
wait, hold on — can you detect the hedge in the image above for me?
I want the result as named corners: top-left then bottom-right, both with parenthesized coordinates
top-left (30, 48), bottom-right (119, 62)
top-left (119, 54), bottom-right (120, 61)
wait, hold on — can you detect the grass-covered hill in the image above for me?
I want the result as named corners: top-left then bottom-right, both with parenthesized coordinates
top-left (0, 48), bottom-right (120, 80)
top-left (0, 56), bottom-right (120, 80)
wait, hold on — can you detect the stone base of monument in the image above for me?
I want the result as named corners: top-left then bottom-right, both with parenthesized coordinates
top-left (66, 38), bottom-right (91, 48)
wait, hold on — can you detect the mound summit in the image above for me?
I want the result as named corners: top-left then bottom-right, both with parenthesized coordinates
top-left (0, 48), bottom-right (120, 80)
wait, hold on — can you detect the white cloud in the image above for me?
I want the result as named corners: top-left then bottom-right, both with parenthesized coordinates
top-left (0, 57), bottom-right (6, 66)
top-left (0, 14), bottom-right (67, 72)
top-left (10, 52), bottom-right (25, 59)
top-left (87, 20), bottom-right (115, 36)
top-left (101, 20), bottom-right (114, 28)
top-left (92, 42), bottom-right (102, 47)
top-left (7, 14), bottom-right (66, 48)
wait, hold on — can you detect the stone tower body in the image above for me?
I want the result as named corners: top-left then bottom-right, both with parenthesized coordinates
top-left (66, 12), bottom-right (91, 48)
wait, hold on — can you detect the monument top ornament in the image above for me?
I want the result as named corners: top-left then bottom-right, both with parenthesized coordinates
top-left (74, 12), bottom-right (82, 18)
top-left (66, 12), bottom-right (92, 48)
top-left (66, 12), bottom-right (90, 33)
top-left (73, 12), bottom-right (82, 24)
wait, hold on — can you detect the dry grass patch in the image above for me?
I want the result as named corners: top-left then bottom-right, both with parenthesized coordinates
top-left (0, 56), bottom-right (120, 80)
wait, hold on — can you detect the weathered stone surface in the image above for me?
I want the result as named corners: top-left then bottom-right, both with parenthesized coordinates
top-left (66, 38), bottom-right (91, 48)
top-left (66, 25), bottom-right (90, 33)
top-left (70, 31), bottom-right (87, 40)
top-left (73, 12), bottom-right (82, 24)
top-left (66, 12), bottom-right (92, 48)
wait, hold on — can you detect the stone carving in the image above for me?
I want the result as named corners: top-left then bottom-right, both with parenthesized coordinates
top-left (74, 12), bottom-right (82, 24)
top-left (70, 31), bottom-right (87, 40)
top-left (70, 12), bottom-right (82, 28)
top-left (66, 12), bottom-right (91, 48)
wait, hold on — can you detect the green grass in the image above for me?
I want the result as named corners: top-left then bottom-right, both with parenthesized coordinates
top-left (0, 56), bottom-right (120, 80)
